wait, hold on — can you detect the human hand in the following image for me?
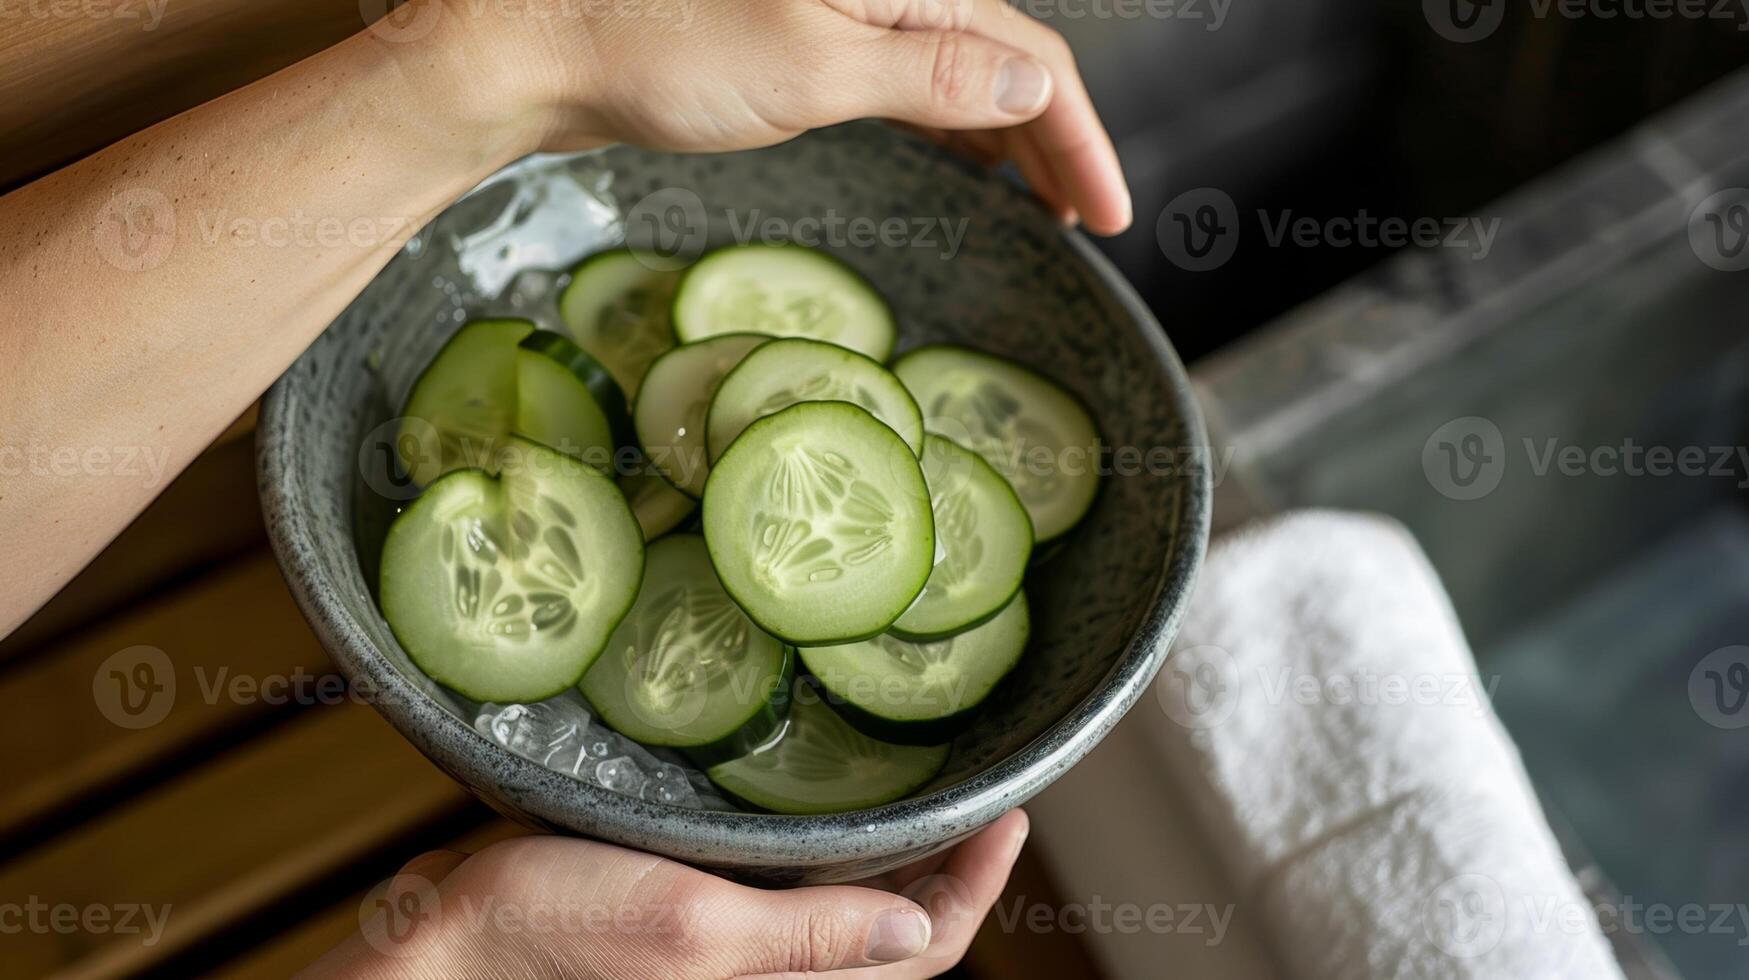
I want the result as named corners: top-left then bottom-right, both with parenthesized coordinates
top-left (413, 0), bottom-right (1129, 234)
top-left (312, 809), bottom-right (1029, 978)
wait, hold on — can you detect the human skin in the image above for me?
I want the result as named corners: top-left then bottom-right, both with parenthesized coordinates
top-left (307, 810), bottom-right (1031, 978)
top-left (0, 6), bottom-right (1120, 969)
top-left (0, 0), bottom-right (1128, 638)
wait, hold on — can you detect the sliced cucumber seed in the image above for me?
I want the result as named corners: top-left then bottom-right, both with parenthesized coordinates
top-left (581, 536), bottom-right (790, 759)
top-left (703, 402), bottom-right (934, 646)
top-left (380, 437), bottom-right (644, 704)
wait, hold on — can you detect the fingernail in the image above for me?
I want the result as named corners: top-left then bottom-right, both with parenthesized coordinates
top-left (865, 908), bottom-right (931, 963)
top-left (996, 57), bottom-right (1049, 115)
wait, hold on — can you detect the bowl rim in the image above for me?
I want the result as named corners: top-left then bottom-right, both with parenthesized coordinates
top-left (257, 162), bottom-right (1211, 873)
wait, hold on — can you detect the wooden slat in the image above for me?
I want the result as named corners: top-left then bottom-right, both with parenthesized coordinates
top-left (209, 820), bottom-right (534, 979)
top-left (0, 0), bottom-right (363, 190)
top-left (0, 701), bottom-right (473, 979)
top-left (0, 435), bottom-right (263, 664)
top-left (0, 552), bottom-right (335, 844)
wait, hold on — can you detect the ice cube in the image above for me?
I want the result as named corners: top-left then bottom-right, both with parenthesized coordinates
top-left (594, 757), bottom-right (645, 795)
top-left (643, 762), bottom-right (700, 807)
top-left (473, 693), bottom-right (735, 811)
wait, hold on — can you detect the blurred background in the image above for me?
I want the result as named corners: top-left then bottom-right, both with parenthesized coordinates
top-left (2, 1), bottom-right (1747, 976)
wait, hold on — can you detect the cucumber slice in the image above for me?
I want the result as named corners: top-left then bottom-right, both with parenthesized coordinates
top-left (672, 244), bottom-right (895, 361)
top-left (397, 320), bottom-right (629, 486)
top-left (398, 318), bottom-right (532, 485)
top-left (558, 250), bottom-right (679, 399)
top-left (379, 437), bottom-right (645, 703)
top-left (635, 333), bottom-right (771, 498)
top-left (891, 435), bottom-right (1033, 640)
top-left (706, 681), bottom-right (948, 814)
top-left (580, 535), bottom-right (793, 764)
top-left (619, 467), bottom-right (697, 541)
top-left (705, 337), bottom-right (923, 463)
top-left (702, 402), bottom-right (935, 646)
top-left (893, 345), bottom-right (1102, 542)
top-left (515, 330), bottom-right (633, 468)
top-left (801, 593), bottom-right (1028, 745)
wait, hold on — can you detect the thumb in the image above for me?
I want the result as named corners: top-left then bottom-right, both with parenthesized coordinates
top-left (679, 876), bottom-right (934, 974)
top-left (849, 27), bottom-right (1053, 131)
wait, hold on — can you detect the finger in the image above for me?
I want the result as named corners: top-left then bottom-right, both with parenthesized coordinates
top-left (680, 873), bottom-right (936, 974)
top-left (911, 809), bottom-right (1030, 940)
top-left (969, 5), bottom-right (1129, 226)
top-left (1007, 128), bottom-right (1077, 224)
top-left (903, 809), bottom-right (1031, 978)
top-left (855, 810), bottom-right (1025, 896)
top-left (439, 837), bottom-right (935, 976)
top-left (902, 120), bottom-right (1075, 219)
top-left (1020, 93), bottom-right (1128, 236)
top-left (865, 0), bottom-right (1131, 234)
top-left (826, 0), bottom-right (978, 32)
top-left (396, 848), bottom-right (469, 885)
top-left (316, 848), bottom-right (470, 971)
top-left (966, 2), bottom-right (1128, 233)
top-left (823, 810), bottom-right (1032, 980)
top-left (842, 25), bottom-right (1054, 131)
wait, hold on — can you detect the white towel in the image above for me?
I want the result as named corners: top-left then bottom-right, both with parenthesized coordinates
top-left (1132, 511), bottom-right (1622, 978)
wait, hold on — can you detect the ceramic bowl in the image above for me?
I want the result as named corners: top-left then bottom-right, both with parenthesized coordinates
top-left (259, 122), bottom-right (1209, 885)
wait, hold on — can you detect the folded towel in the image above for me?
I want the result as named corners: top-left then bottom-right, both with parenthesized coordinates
top-left (1133, 511), bottom-right (1621, 978)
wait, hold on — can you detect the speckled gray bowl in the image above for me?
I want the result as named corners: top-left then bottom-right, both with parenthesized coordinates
top-left (259, 122), bottom-right (1209, 885)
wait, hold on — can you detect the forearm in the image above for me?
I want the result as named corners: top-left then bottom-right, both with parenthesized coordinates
top-left (0, 0), bottom-right (1128, 638)
top-left (0, 20), bottom-right (537, 633)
